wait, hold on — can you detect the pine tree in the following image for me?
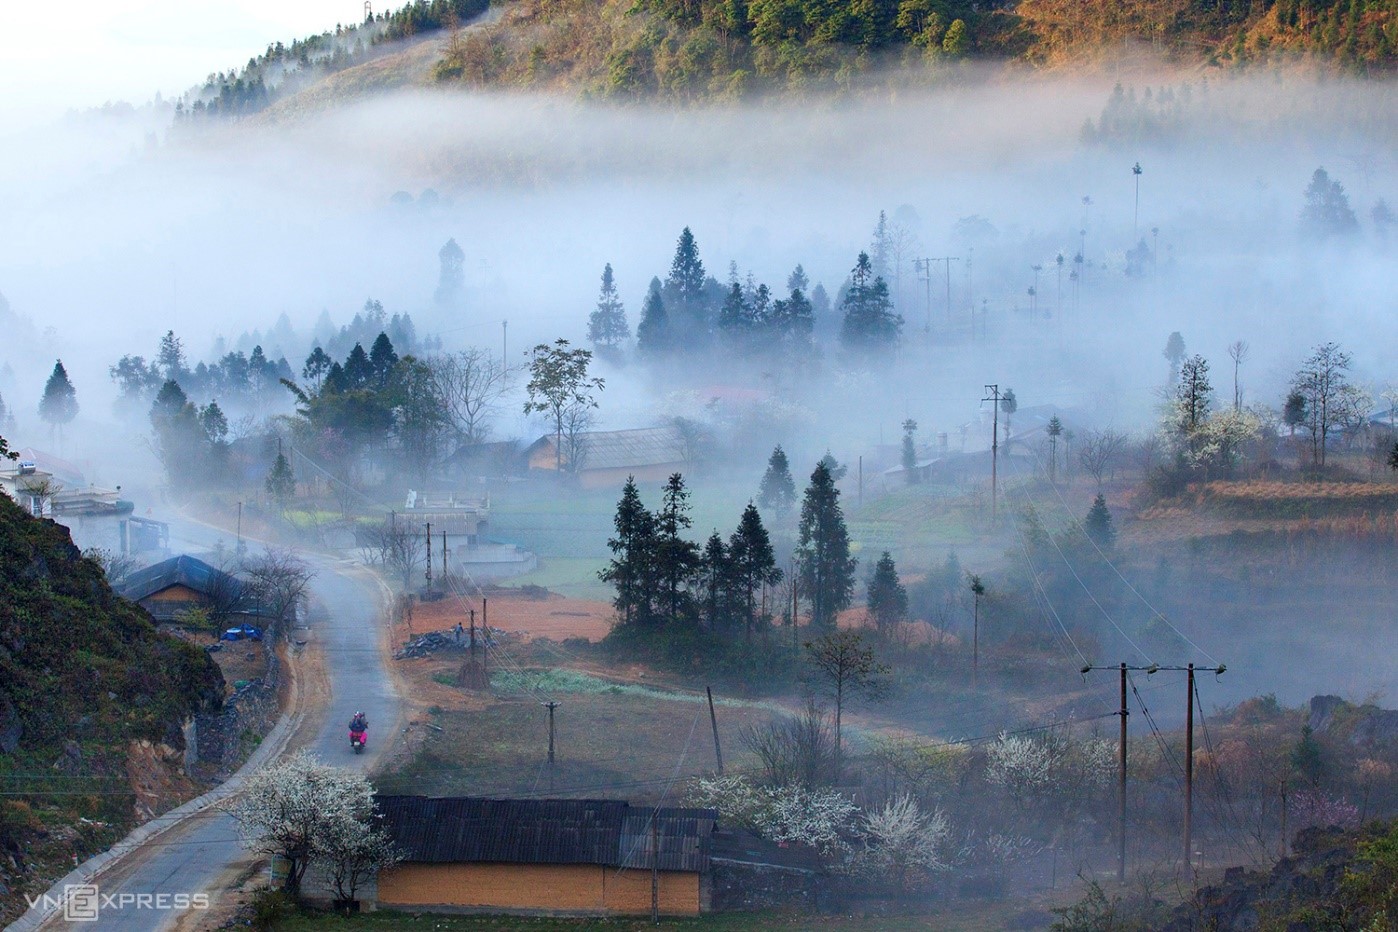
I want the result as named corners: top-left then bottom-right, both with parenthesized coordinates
top-left (839, 253), bottom-right (901, 352)
top-left (266, 449), bottom-right (296, 510)
top-left (1301, 167), bottom-right (1359, 238)
top-left (699, 531), bottom-right (733, 631)
top-left (866, 551), bottom-right (908, 630)
top-left (1084, 494), bottom-right (1116, 549)
top-left (38, 360), bottom-right (79, 443)
top-left (770, 288), bottom-right (814, 358)
top-left (587, 263), bottom-right (630, 352)
top-left (344, 343), bottom-right (373, 389)
top-left (656, 473), bottom-right (701, 625)
top-left (798, 460), bottom-right (857, 630)
top-left (758, 445), bottom-right (797, 517)
top-left (664, 227), bottom-right (711, 344)
top-left (303, 347), bottom-right (332, 392)
top-left (717, 282), bottom-right (753, 341)
top-left (435, 237), bottom-right (465, 306)
top-left (369, 333), bottom-right (399, 390)
top-left (636, 277), bottom-right (670, 356)
top-left (787, 264), bottom-right (809, 293)
top-left (730, 502), bottom-right (782, 644)
top-left (599, 476), bottom-right (658, 626)
top-left (870, 210), bottom-right (893, 281)
top-left (157, 330), bottom-right (187, 381)
top-left (901, 419), bottom-right (918, 482)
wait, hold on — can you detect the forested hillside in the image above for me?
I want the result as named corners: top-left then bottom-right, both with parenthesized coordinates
top-left (181, 0), bottom-right (1394, 116)
top-left (0, 493), bottom-right (224, 923)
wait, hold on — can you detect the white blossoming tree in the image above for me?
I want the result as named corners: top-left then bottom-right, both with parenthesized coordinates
top-left (226, 750), bottom-right (392, 899)
top-left (855, 794), bottom-right (950, 891)
top-left (687, 774), bottom-right (858, 859)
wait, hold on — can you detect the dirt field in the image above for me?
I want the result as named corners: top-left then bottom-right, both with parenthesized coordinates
top-left (403, 588), bottom-right (616, 644)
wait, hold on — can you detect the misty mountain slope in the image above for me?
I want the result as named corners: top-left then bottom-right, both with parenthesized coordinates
top-left (254, 34), bottom-right (452, 125)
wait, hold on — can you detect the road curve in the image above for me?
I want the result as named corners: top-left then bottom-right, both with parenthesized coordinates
top-left (7, 518), bottom-right (402, 932)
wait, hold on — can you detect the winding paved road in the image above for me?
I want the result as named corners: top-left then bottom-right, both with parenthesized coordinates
top-left (7, 516), bottom-right (402, 931)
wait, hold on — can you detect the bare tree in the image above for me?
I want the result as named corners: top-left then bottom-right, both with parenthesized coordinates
top-left (360, 516), bottom-right (425, 589)
top-left (1291, 342), bottom-right (1356, 469)
top-left (1227, 340), bottom-right (1250, 412)
top-left (739, 700), bottom-right (839, 789)
top-left (886, 223), bottom-right (922, 311)
top-left (803, 630), bottom-right (890, 759)
top-left (560, 402), bottom-right (595, 476)
top-left (16, 475), bottom-right (62, 516)
top-left (431, 348), bottom-right (508, 448)
top-left (83, 547), bottom-right (137, 588)
top-left (241, 547), bottom-right (316, 627)
top-left (1077, 429), bottom-right (1128, 488)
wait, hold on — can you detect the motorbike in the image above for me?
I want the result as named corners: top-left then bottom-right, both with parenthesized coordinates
top-left (350, 727), bottom-right (366, 754)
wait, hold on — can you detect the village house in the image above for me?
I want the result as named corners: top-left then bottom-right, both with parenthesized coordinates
top-left (526, 425), bottom-right (689, 490)
top-left (400, 490), bottom-right (535, 581)
top-left (354, 796), bottom-right (718, 916)
top-left (118, 554), bottom-right (272, 624)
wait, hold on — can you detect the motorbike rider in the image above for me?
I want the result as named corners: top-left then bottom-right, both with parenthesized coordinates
top-left (350, 710), bottom-right (367, 735)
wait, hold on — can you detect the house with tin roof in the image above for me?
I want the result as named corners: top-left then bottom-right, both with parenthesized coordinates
top-left (526, 426), bottom-right (690, 490)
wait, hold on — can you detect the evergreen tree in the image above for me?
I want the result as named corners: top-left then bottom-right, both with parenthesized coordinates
top-left (758, 445), bottom-right (797, 517)
top-left (369, 333), bottom-right (398, 390)
top-left (1084, 493), bottom-right (1116, 549)
top-left (266, 449), bottom-right (296, 510)
top-left (435, 237), bottom-right (465, 306)
top-left (664, 227), bottom-right (711, 343)
top-left (901, 418), bottom-right (918, 482)
top-left (698, 531), bottom-right (735, 631)
top-left (1000, 388), bottom-right (1017, 444)
top-left (149, 380), bottom-right (204, 487)
top-left (587, 263), bottom-right (630, 352)
top-left (870, 210), bottom-right (893, 281)
top-left (717, 282), bottom-right (753, 342)
top-left (599, 476), bottom-right (658, 626)
top-left (730, 502), bottom-right (782, 644)
top-left (200, 400), bottom-right (229, 447)
top-left (1301, 167), bottom-right (1359, 238)
top-left (770, 288), bottom-right (815, 358)
top-left (866, 551), bottom-right (908, 630)
top-left (636, 277), bottom-right (670, 356)
top-left (838, 252), bottom-right (901, 352)
top-left (38, 361), bottom-right (79, 442)
top-left (1163, 331), bottom-right (1186, 383)
top-left (656, 473), bottom-right (701, 625)
top-left (819, 451), bottom-right (848, 481)
top-left (787, 264), bottom-right (809, 293)
top-left (343, 343), bottom-right (373, 389)
top-left (158, 330), bottom-right (188, 381)
top-left (666, 227), bottom-right (707, 305)
top-left (798, 460), bottom-right (857, 630)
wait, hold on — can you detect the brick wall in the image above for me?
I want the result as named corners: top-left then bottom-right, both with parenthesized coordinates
top-left (374, 862), bottom-right (700, 915)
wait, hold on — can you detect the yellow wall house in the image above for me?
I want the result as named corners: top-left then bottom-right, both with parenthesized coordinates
top-left (369, 796), bottom-right (717, 916)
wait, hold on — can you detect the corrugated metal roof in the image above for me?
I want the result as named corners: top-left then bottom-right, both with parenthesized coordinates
top-left (119, 555), bottom-right (243, 604)
top-left (534, 427), bottom-right (687, 472)
top-left (376, 796), bottom-right (715, 872)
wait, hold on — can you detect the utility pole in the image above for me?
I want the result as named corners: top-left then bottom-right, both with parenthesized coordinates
top-left (442, 529), bottom-right (448, 581)
top-left (481, 597), bottom-right (489, 685)
top-left (1082, 662), bottom-right (1158, 881)
top-left (858, 455), bottom-right (863, 509)
top-left (930, 256), bottom-right (959, 326)
top-left (1146, 662), bottom-right (1226, 869)
top-left (982, 385), bottom-right (1000, 524)
top-left (706, 687), bottom-right (723, 774)
top-left (236, 501), bottom-right (243, 555)
top-left (914, 258), bottom-right (933, 336)
top-left (1133, 162), bottom-right (1143, 239)
top-left (502, 320), bottom-right (509, 371)
top-left (545, 701), bottom-right (557, 765)
top-left (651, 812), bottom-right (660, 924)
top-left (468, 608), bottom-right (476, 652)
top-left (425, 522), bottom-right (432, 588)
top-left (790, 557), bottom-right (799, 654)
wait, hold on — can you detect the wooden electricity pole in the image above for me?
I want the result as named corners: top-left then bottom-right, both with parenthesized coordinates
top-left (706, 687), bottom-right (723, 774)
top-left (983, 384), bottom-right (1000, 523)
